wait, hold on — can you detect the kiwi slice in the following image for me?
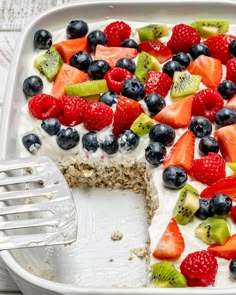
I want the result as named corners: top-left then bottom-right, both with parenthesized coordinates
top-left (65, 80), bottom-right (108, 97)
top-left (191, 20), bottom-right (229, 38)
top-left (34, 46), bottom-right (63, 82)
top-left (130, 113), bottom-right (155, 136)
top-left (151, 261), bottom-right (187, 288)
top-left (170, 71), bottom-right (201, 98)
top-left (195, 217), bottom-right (230, 245)
top-left (134, 52), bottom-right (161, 83)
top-left (138, 24), bottom-right (169, 41)
top-left (172, 184), bottom-right (199, 225)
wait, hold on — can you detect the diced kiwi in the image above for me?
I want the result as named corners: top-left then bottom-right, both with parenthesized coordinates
top-left (130, 113), bottom-right (155, 136)
top-left (227, 162), bottom-right (236, 173)
top-left (172, 184), bottom-right (199, 225)
top-left (194, 217), bottom-right (230, 245)
top-left (134, 52), bottom-right (161, 83)
top-left (138, 24), bottom-right (169, 41)
top-left (34, 46), bottom-right (63, 82)
top-left (65, 80), bottom-right (108, 97)
top-left (191, 20), bottom-right (229, 38)
top-left (170, 71), bottom-right (201, 98)
top-left (151, 261), bottom-right (187, 288)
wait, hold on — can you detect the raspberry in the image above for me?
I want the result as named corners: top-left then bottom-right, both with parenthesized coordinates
top-left (167, 24), bottom-right (201, 53)
top-left (104, 21), bottom-right (131, 47)
top-left (28, 94), bottom-right (60, 120)
top-left (191, 152), bottom-right (226, 185)
top-left (104, 67), bottom-right (133, 93)
top-left (83, 101), bottom-right (114, 131)
top-left (226, 58), bottom-right (236, 84)
top-left (192, 89), bottom-right (224, 122)
top-left (180, 250), bottom-right (218, 287)
top-left (58, 95), bottom-right (87, 126)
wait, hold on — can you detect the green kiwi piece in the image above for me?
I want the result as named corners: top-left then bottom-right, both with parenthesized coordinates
top-left (151, 261), bottom-right (187, 288)
top-left (65, 80), bottom-right (108, 97)
top-left (130, 113), bottom-right (155, 136)
top-left (34, 46), bottom-right (63, 82)
top-left (172, 184), bottom-right (199, 225)
top-left (170, 71), bottom-right (201, 98)
top-left (191, 20), bottom-right (229, 38)
top-left (194, 217), bottom-right (230, 245)
top-left (134, 52), bottom-right (161, 83)
top-left (138, 24), bottom-right (169, 41)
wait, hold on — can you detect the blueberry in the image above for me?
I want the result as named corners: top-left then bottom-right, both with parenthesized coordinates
top-left (41, 118), bottom-right (61, 135)
top-left (23, 75), bottom-right (43, 97)
top-left (229, 259), bottom-right (236, 279)
top-left (34, 29), bottom-right (52, 49)
top-left (199, 136), bottom-right (219, 155)
top-left (100, 134), bottom-right (119, 155)
top-left (87, 30), bottom-right (107, 51)
top-left (145, 93), bottom-right (166, 115)
top-left (82, 132), bottom-right (99, 152)
top-left (190, 43), bottom-right (210, 59)
top-left (195, 198), bottom-right (214, 220)
top-left (88, 60), bottom-right (110, 80)
top-left (210, 194), bottom-right (232, 216)
top-left (215, 107), bottom-right (236, 127)
top-left (229, 40), bottom-right (236, 57)
top-left (22, 133), bottom-right (42, 153)
top-left (66, 20), bottom-right (88, 39)
top-left (188, 116), bottom-right (212, 138)
top-left (217, 80), bottom-right (236, 99)
top-left (121, 39), bottom-right (139, 50)
top-left (56, 128), bottom-right (80, 150)
top-left (121, 78), bottom-right (145, 101)
top-left (116, 58), bottom-right (136, 74)
top-left (162, 60), bottom-right (182, 78)
top-left (162, 166), bottom-right (187, 190)
top-left (172, 52), bottom-right (190, 68)
top-left (99, 91), bottom-right (118, 106)
top-left (145, 142), bottom-right (167, 165)
top-left (70, 51), bottom-right (92, 72)
top-left (149, 124), bottom-right (175, 146)
top-left (118, 130), bottom-right (140, 152)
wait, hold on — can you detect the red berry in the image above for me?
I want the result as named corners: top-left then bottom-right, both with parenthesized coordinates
top-left (28, 94), bottom-right (60, 120)
top-left (192, 89), bottom-right (224, 122)
top-left (145, 71), bottom-right (172, 98)
top-left (167, 24), bottom-right (201, 53)
top-left (191, 152), bottom-right (226, 185)
top-left (230, 206), bottom-right (236, 223)
top-left (226, 58), bottom-right (236, 84)
top-left (104, 21), bottom-right (131, 47)
top-left (104, 67), bottom-right (133, 93)
top-left (180, 250), bottom-right (218, 287)
top-left (58, 95), bottom-right (87, 126)
top-left (83, 101), bottom-right (113, 132)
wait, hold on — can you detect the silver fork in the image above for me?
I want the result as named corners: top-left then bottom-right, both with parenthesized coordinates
top-left (0, 156), bottom-right (77, 250)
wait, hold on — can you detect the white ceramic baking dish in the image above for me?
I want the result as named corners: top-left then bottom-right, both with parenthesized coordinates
top-left (1, 0), bottom-right (236, 294)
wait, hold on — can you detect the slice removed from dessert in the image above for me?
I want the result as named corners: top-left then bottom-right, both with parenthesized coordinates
top-left (65, 80), bottom-right (108, 97)
top-left (151, 261), bottom-right (187, 288)
top-left (195, 217), bottom-right (230, 245)
top-left (191, 20), bottom-right (229, 38)
top-left (138, 24), bottom-right (169, 41)
top-left (130, 113), bottom-right (155, 136)
top-left (172, 184), bottom-right (199, 225)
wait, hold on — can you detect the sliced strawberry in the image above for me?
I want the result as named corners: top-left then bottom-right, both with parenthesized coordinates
top-left (187, 55), bottom-right (222, 90)
top-left (51, 64), bottom-right (89, 98)
top-left (53, 37), bottom-right (89, 63)
top-left (226, 94), bottom-right (236, 110)
top-left (214, 124), bottom-right (236, 162)
top-left (200, 175), bottom-right (236, 201)
top-left (154, 95), bottom-right (193, 128)
top-left (152, 218), bottom-right (185, 260)
top-left (112, 95), bottom-right (143, 137)
top-left (204, 34), bottom-right (236, 65)
top-left (94, 45), bottom-right (138, 68)
top-left (138, 40), bottom-right (173, 64)
top-left (208, 234), bottom-right (236, 260)
top-left (162, 130), bottom-right (195, 172)
top-left (226, 58), bottom-right (236, 84)
top-left (145, 71), bottom-right (172, 98)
